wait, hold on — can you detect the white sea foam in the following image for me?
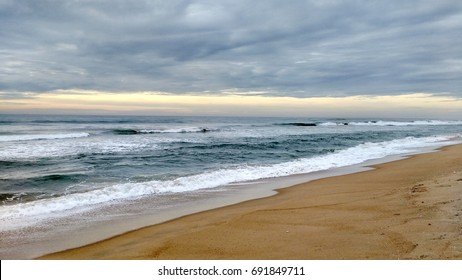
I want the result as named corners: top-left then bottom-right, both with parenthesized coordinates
top-left (318, 122), bottom-right (340, 126)
top-left (319, 120), bottom-right (462, 126)
top-left (0, 132), bottom-right (90, 142)
top-left (0, 135), bottom-right (455, 230)
top-left (0, 137), bottom-right (158, 160)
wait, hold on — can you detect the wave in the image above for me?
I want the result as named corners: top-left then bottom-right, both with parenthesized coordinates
top-left (0, 140), bottom-right (160, 160)
top-left (0, 192), bottom-right (49, 204)
top-left (317, 122), bottom-right (349, 126)
top-left (0, 134), bottom-right (455, 230)
top-left (318, 120), bottom-right (462, 126)
top-left (277, 122), bottom-right (318, 127)
top-left (112, 127), bottom-right (216, 135)
top-left (0, 133), bottom-right (90, 142)
top-left (111, 129), bottom-right (139, 135)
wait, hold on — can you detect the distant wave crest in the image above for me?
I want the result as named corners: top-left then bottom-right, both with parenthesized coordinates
top-left (318, 120), bottom-right (462, 126)
top-left (0, 133), bottom-right (90, 142)
top-left (111, 127), bottom-right (216, 135)
top-left (276, 122), bottom-right (318, 127)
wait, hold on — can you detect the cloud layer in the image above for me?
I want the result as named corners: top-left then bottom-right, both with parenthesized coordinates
top-left (1, 0), bottom-right (461, 97)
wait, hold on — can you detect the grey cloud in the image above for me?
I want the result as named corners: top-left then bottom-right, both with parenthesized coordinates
top-left (1, 0), bottom-right (461, 97)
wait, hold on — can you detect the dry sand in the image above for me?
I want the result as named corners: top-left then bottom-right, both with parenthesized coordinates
top-left (40, 145), bottom-right (462, 259)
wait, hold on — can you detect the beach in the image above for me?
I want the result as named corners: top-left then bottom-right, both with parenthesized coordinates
top-left (39, 144), bottom-right (462, 260)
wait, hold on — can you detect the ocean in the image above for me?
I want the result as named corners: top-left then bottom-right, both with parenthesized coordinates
top-left (1, 114), bottom-right (461, 258)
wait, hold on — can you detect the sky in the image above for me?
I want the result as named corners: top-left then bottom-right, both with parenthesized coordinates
top-left (1, 0), bottom-right (462, 118)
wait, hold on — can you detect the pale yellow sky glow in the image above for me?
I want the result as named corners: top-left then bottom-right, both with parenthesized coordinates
top-left (1, 90), bottom-right (462, 118)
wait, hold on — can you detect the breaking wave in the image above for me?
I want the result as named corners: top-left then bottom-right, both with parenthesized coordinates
top-left (111, 127), bottom-right (216, 135)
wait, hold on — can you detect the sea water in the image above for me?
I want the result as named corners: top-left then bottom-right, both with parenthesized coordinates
top-left (0, 115), bottom-right (461, 258)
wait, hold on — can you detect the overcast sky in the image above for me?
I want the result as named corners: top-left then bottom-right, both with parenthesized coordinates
top-left (1, 0), bottom-right (462, 116)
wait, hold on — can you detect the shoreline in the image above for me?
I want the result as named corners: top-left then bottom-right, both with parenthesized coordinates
top-left (0, 155), bottom-right (384, 259)
top-left (39, 143), bottom-right (462, 259)
top-left (2, 142), bottom-right (442, 260)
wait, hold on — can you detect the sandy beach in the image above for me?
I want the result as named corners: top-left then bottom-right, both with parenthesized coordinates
top-left (40, 144), bottom-right (462, 260)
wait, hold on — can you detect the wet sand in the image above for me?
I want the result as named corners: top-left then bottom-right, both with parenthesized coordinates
top-left (40, 144), bottom-right (462, 259)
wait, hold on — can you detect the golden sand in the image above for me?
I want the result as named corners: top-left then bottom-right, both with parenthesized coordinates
top-left (40, 145), bottom-right (462, 259)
